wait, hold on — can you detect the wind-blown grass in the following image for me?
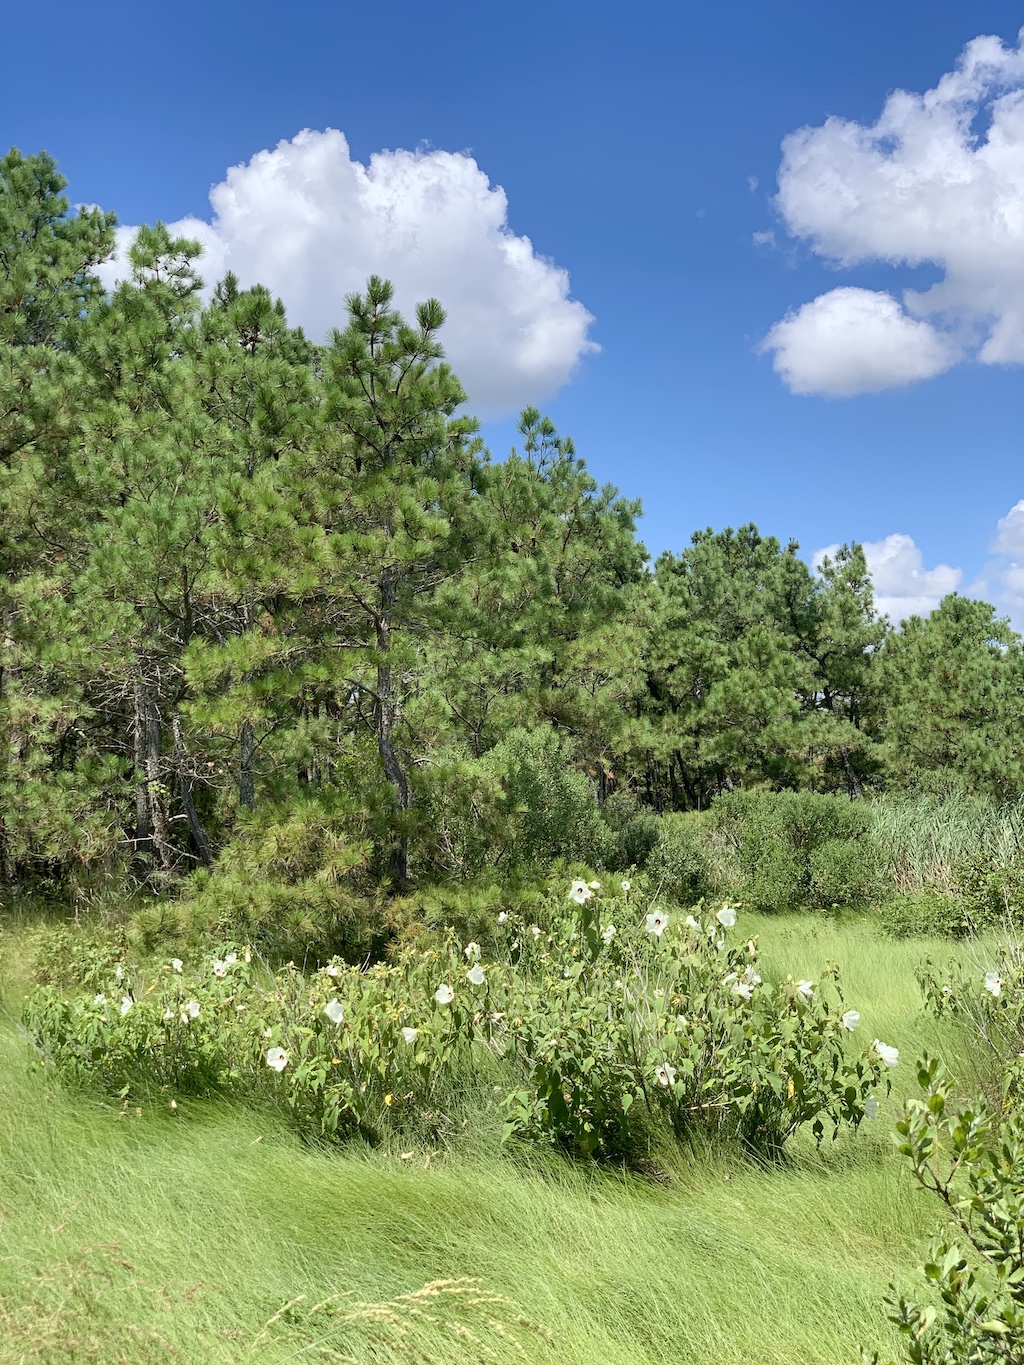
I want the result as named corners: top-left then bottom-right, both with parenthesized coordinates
top-left (871, 793), bottom-right (1024, 894)
top-left (0, 912), bottom-right (977, 1363)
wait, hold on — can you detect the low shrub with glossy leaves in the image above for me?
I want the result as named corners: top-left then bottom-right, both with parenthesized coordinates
top-left (865, 1056), bottom-right (1024, 1365)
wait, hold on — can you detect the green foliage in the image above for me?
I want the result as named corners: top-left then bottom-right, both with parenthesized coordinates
top-left (867, 1056), bottom-right (1024, 1365)
top-left (918, 936), bottom-right (1024, 1069)
top-left (598, 788), bottom-right (663, 871)
top-left (488, 726), bottom-right (611, 869)
top-left (500, 890), bottom-right (884, 1158)
top-left (870, 793), bottom-right (1024, 895)
top-left (391, 876), bottom-right (547, 953)
top-left (879, 889), bottom-right (968, 940)
top-left (711, 790), bottom-right (879, 913)
top-left (0, 903), bottom-right (962, 1364)
top-left (952, 852), bottom-right (1024, 935)
top-left (877, 596), bottom-right (1024, 802)
top-left (25, 949), bottom-right (255, 1096)
top-left (9, 143), bottom-right (1024, 945)
top-left (646, 811), bottom-right (720, 903)
top-left (171, 790), bottom-right (388, 965)
top-left (24, 884), bottom-right (885, 1165)
top-left (639, 530), bottom-right (883, 809)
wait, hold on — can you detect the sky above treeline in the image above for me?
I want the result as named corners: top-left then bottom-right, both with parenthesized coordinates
top-left (4, 1), bottom-right (1024, 623)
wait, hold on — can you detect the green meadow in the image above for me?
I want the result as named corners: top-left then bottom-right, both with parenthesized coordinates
top-left (0, 912), bottom-right (979, 1364)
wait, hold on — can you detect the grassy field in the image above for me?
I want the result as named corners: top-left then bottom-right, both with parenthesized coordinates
top-left (0, 911), bottom-right (984, 1364)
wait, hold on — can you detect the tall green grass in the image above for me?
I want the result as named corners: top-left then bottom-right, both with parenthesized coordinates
top-left (871, 793), bottom-right (1024, 893)
top-left (0, 911), bottom-right (977, 1363)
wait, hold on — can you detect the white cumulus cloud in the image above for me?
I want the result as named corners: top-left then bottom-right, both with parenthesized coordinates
top-left (95, 129), bottom-right (596, 417)
top-left (815, 533), bottom-right (962, 621)
top-left (766, 28), bottom-right (1024, 394)
top-left (992, 499), bottom-right (1024, 557)
top-left (982, 499), bottom-right (1024, 627)
top-left (762, 287), bottom-right (956, 396)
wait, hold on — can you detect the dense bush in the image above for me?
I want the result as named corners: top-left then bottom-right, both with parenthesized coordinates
top-left (24, 879), bottom-right (889, 1161)
top-left (951, 852), bottom-right (1024, 935)
top-left (487, 728), bottom-right (611, 869)
top-left (153, 791), bottom-right (391, 965)
top-left (878, 888), bottom-right (968, 940)
top-left (646, 812), bottom-right (721, 905)
top-left (711, 790), bottom-right (879, 912)
top-left (599, 790), bottom-right (663, 872)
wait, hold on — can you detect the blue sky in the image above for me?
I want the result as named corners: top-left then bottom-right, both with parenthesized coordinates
top-left (4, 0), bottom-right (1024, 620)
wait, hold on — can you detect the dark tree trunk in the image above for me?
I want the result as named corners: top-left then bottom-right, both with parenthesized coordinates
top-left (145, 688), bottom-right (173, 870)
top-left (173, 714), bottom-right (212, 866)
top-left (0, 623), bottom-right (21, 884)
top-left (239, 719), bottom-right (255, 810)
top-left (375, 576), bottom-right (411, 886)
top-left (132, 676), bottom-right (153, 855)
top-left (673, 750), bottom-right (700, 811)
top-left (840, 745), bottom-right (865, 800)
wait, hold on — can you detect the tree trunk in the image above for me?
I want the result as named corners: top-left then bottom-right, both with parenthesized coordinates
top-left (132, 676), bottom-right (152, 854)
top-left (0, 623), bottom-right (22, 885)
top-left (239, 719), bottom-right (255, 810)
top-left (144, 687), bottom-right (173, 870)
top-left (239, 598), bottom-right (256, 810)
top-left (173, 713), bottom-right (212, 865)
top-left (673, 750), bottom-right (700, 811)
top-left (375, 578), bottom-right (411, 886)
top-left (840, 745), bottom-right (865, 800)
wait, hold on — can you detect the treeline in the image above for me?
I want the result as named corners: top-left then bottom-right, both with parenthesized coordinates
top-left (2, 148), bottom-right (1024, 902)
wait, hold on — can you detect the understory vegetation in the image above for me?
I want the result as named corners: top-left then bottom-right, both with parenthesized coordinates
top-left (6, 147), bottom-right (1024, 1362)
top-left (0, 910), bottom-right (976, 1363)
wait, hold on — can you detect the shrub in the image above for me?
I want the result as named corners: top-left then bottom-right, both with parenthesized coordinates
top-left (487, 727), bottom-right (611, 868)
top-left (878, 889), bottom-right (967, 940)
top-left (866, 1056), bottom-right (1024, 1365)
top-left (711, 790), bottom-right (879, 912)
top-left (647, 813), bottom-right (720, 905)
top-left (167, 794), bottom-right (388, 966)
top-left (24, 879), bottom-right (888, 1163)
top-left (951, 852), bottom-right (1024, 935)
top-left (499, 893), bottom-right (885, 1158)
top-left (599, 790), bottom-right (662, 872)
top-left (389, 877), bottom-right (548, 955)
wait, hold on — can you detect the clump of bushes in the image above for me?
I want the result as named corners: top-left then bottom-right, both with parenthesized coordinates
top-left (951, 852), bottom-right (1024, 934)
top-left (710, 790), bottom-right (879, 913)
top-left (488, 727), bottom-right (611, 869)
top-left (645, 812), bottom-right (721, 904)
top-left (24, 878), bottom-right (890, 1163)
top-left (878, 852), bottom-right (1024, 940)
top-left (878, 888), bottom-right (968, 940)
top-left (599, 789), bottom-right (663, 872)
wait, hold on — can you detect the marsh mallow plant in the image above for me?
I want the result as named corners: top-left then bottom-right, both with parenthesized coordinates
top-left (25, 882), bottom-right (889, 1161)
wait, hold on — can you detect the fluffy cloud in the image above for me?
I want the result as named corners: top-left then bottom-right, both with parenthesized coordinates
top-left (95, 129), bottom-right (596, 417)
top-left (815, 533), bottom-right (962, 620)
top-left (992, 499), bottom-right (1024, 557)
top-left (762, 287), bottom-right (956, 395)
top-left (766, 29), bottom-right (1024, 394)
top-left (982, 500), bottom-right (1024, 625)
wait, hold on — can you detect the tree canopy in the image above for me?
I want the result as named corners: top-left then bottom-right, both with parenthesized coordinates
top-left (2, 148), bottom-right (1022, 902)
